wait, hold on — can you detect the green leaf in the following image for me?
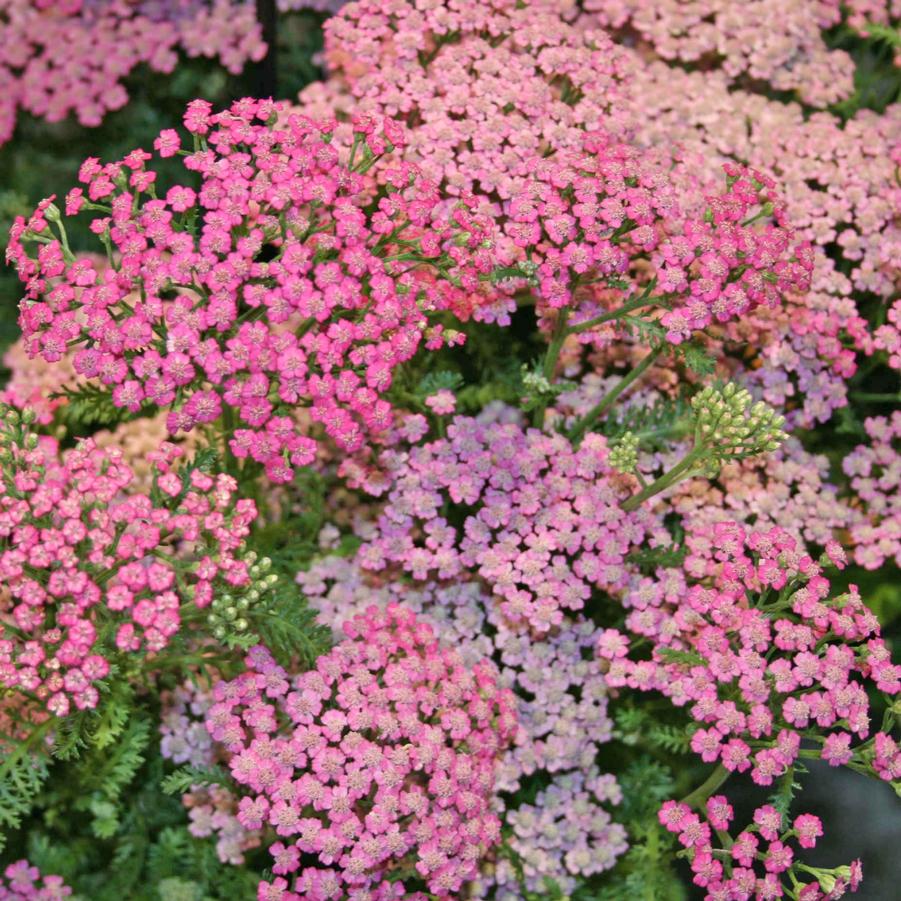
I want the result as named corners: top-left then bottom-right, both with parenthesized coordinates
top-left (51, 383), bottom-right (136, 427)
top-left (416, 370), bottom-right (464, 398)
top-left (678, 342), bottom-right (716, 376)
top-left (161, 765), bottom-right (229, 797)
top-left (0, 744), bottom-right (51, 851)
top-left (251, 578), bottom-right (332, 669)
top-left (656, 647), bottom-right (707, 668)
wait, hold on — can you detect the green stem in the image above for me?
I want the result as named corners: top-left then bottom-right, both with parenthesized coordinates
top-left (567, 345), bottom-right (663, 444)
top-left (53, 218), bottom-right (76, 265)
top-left (850, 392), bottom-right (901, 403)
top-left (568, 294), bottom-right (657, 335)
top-left (622, 444), bottom-right (706, 512)
top-left (680, 764), bottom-right (730, 810)
top-left (532, 309), bottom-right (569, 429)
top-left (220, 405), bottom-right (240, 479)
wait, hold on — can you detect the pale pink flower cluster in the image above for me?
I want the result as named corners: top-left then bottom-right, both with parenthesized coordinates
top-left (843, 413), bottom-right (901, 569)
top-left (580, 0), bottom-right (856, 106)
top-left (356, 416), bottom-right (657, 631)
top-left (0, 337), bottom-right (77, 426)
top-left (8, 98), bottom-right (494, 482)
top-left (874, 298), bottom-right (901, 370)
top-left (297, 550), bottom-right (628, 895)
top-left (0, 1), bottom-right (265, 144)
top-left (204, 605), bottom-right (517, 899)
top-left (318, 0), bottom-right (631, 200)
top-left (672, 440), bottom-right (860, 579)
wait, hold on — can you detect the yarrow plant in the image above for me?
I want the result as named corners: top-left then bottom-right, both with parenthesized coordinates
top-left (659, 798), bottom-right (864, 899)
top-left (7, 98), bottom-right (493, 482)
top-left (502, 138), bottom-right (813, 342)
top-left (599, 523), bottom-right (900, 786)
top-left (0, 403), bottom-right (274, 718)
top-left (294, 551), bottom-right (629, 895)
top-left (0, 0), bottom-right (265, 144)
top-left (203, 604), bottom-right (516, 899)
top-left (0, 0), bottom-right (899, 897)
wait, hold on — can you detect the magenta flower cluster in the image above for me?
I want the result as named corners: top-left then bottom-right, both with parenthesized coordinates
top-left (599, 523), bottom-right (900, 785)
top-left (0, 861), bottom-right (70, 901)
top-left (504, 134), bottom-right (813, 339)
top-left (203, 604), bottom-right (517, 899)
top-left (7, 98), bottom-right (494, 482)
top-left (659, 799), bottom-right (862, 900)
top-left (0, 414), bottom-right (257, 718)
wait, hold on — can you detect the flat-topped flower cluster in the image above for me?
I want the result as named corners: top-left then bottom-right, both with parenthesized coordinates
top-left (204, 604), bottom-right (516, 899)
top-left (7, 99), bottom-right (493, 482)
top-left (0, 404), bottom-right (258, 718)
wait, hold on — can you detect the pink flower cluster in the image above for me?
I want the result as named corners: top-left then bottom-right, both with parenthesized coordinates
top-left (671, 439), bottom-right (859, 580)
top-left (354, 415), bottom-right (658, 631)
top-left (162, 550), bottom-right (629, 894)
top-left (0, 861), bottom-right (70, 901)
top-left (160, 681), bottom-right (263, 864)
top-left (874, 298), bottom-right (901, 371)
top-left (843, 413), bottom-right (901, 570)
top-left (0, 412), bottom-right (258, 718)
top-left (297, 547), bottom-right (629, 895)
top-left (306, 0), bottom-right (899, 428)
top-left (8, 98), bottom-right (494, 482)
top-left (320, 0), bottom-right (631, 201)
top-left (204, 605), bottom-right (517, 899)
top-left (617, 59), bottom-right (900, 424)
top-left (659, 799), bottom-right (863, 899)
top-left (599, 523), bottom-right (900, 785)
top-left (581, 0), bottom-right (857, 106)
top-left (504, 134), bottom-right (812, 338)
top-left (0, 0), bottom-right (264, 144)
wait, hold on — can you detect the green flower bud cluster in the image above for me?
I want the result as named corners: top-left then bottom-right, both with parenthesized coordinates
top-left (521, 364), bottom-right (573, 411)
top-left (521, 366), bottom-right (554, 396)
top-left (0, 404), bottom-right (39, 464)
top-left (691, 383), bottom-right (786, 468)
top-left (206, 551), bottom-right (279, 646)
top-left (608, 431), bottom-right (639, 474)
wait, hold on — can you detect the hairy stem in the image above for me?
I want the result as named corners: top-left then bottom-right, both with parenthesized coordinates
top-left (567, 345), bottom-right (663, 444)
top-left (532, 309), bottom-right (570, 429)
top-left (680, 763), bottom-right (730, 810)
top-left (622, 444), bottom-right (706, 512)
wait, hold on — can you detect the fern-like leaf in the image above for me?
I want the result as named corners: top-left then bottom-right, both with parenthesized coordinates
top-left (51, 383), bottom-right (135, 426)
top-left (161, 765), bottom-right (229, 797)
top-left (252, 580), bottom-right (332, 669)
top-left (96, 716), bottom-right (151, 802)
top-left (0, 745), bottom-right (50, 851)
